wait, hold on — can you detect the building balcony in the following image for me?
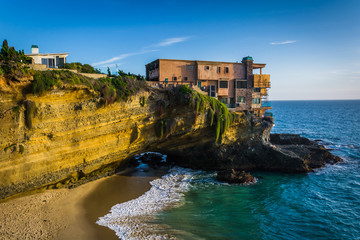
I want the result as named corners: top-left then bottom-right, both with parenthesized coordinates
top-left (254, 74), bottom-right (270, 88)
top-left (261, 101), bottom-right (271, 107)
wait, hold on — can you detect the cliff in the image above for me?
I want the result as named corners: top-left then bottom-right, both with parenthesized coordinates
top-left (0, 76), bottom-right (339, 199)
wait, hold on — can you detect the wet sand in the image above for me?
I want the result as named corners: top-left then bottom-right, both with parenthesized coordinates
top-left (0, 167), bottom-right (168, 240)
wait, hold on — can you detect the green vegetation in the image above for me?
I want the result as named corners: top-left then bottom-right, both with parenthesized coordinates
top-left (31, 70), bottom-right (146, 105)
top-left (12, 105), bottom-right (21, 120)
top-left (140, 96), bottom-right (146, 107)
top-left (0, 40), bottom-right (32, 79)
top-left (24, 100), bottom-right (36, 129)
top-left (175, 85), bottom-right (242, 142)
top-left (60, 62), bottom-right (102, 74)
top-left (19, 145), bottom-right (24, 154)
top-left (3, 143), bottom-right (16, 152)
top-left (117, 70), bottom-right (145, 81)
top-left (155, 118), bottom-right (176, 139)
top-left (32, 70), bottom-right (93, 95)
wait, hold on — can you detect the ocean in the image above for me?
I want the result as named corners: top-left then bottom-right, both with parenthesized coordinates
top-left (98, 100), bottom-right (360, 240)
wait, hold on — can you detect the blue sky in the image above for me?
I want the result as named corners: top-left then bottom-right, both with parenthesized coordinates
top-left (1, 0), bottom-right (359, 100)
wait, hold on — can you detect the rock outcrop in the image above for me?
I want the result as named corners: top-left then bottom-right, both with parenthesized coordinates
top-left (0, 78), bottom-right (341, 199)
top-left (217, 169), bottom-right (256, 184)
top-left (269, 134), bottom-right (342, 169)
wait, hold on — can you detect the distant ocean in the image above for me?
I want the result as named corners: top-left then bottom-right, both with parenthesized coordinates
top-left (98, 100), bottom-right (360, 240)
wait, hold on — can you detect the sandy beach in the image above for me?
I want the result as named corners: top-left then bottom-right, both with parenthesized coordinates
top-left (0, 167), bottom-right (166, 240)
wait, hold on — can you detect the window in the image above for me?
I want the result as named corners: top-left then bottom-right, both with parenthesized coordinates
top-left (209, 85), bottom-right (216, 97)
top-left (173, 76), bottom-right (177, 81)
top-left (254, 88), bottom-right (261, 92)
top-left (253, 98), bottom-right (260, 104)
top-left (224, 67), bottom-right (229, 73)
top-left (184, 77), bottom-right (188, 81)
top-left (237, 81), bottom-right (247, 88)
top-left (205, 66), bottom-right (210, 70)
top-left (237, 96), bottom-right (245, 103)
top-left (217, 67), bottom-right (221, 73)
top-left (165, 78), bottom-right (169, 83)
top-left (221, 98), bottom-right (228, 104)
top-left (187, 65), bottom-right (194, 70)
top-left (220, 81), bottom-right (228, 88)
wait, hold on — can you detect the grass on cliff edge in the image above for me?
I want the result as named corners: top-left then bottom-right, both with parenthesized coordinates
top-left (174, 85), bottom-right (244, 141)
top-left (31, 70), bottom-right (146, 103)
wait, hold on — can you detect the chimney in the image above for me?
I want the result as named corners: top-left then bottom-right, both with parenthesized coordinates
top-left (31, 45), bottom-right (39, 54)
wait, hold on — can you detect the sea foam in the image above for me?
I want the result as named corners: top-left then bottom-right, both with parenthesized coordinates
top-left (96, 167), bottom-right (205, 239)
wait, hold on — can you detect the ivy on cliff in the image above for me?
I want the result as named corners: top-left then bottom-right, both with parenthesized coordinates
top-left (169, 85), bottom-right (243, 142)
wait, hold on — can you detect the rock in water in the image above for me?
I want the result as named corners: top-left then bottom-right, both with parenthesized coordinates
top-left (217, 169), bottom-right (256, 184)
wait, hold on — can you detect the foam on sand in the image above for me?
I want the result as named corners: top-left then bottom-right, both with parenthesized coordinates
top-left (96, 167), bottom-right (206, 239)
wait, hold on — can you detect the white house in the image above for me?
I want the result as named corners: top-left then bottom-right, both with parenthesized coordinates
top-left (25, 45), bottom-right (69, 68)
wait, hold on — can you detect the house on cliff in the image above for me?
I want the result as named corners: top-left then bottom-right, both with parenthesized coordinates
top-left (145, 57), bottom-right (271, 116)
top-left (25, 45), bottom-right (68, 69)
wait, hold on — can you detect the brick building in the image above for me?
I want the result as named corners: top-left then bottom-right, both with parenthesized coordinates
top-left (145, 57), bottom-right (271, 116)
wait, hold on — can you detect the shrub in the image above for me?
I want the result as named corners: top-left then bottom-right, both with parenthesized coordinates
top-left (0, 40), bottom-right (32, 79)
top-left (140, 96), bottom-right (146, 107)
top-left (19, 145), bottom-right (24, 154)
top-left (61, 62), bottom-right (102, 74)
top-left (24, 100), bottom-right (36, 129)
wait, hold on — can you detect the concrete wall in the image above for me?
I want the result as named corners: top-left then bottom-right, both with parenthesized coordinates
top-left (159, 60), bottom-right (197, 84)
top-left (197, 62), bottom-right (245, 80)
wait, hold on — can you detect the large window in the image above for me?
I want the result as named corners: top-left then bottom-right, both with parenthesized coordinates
top-left (220, 81), bottom-right (228, 88)
top-left (173, 76), bottom-right (177, 81)
top-left (217, 67), bottom-right (221, 73)
top-left (237, 81), bottom-right (247, 88)
top-left (184, 77), bottom-right (188, 81)
top-left (253, 98), bottom-right (260, 104)
top-left (237, 96), bottom-right (245, 103)
top-left (221, 98), bottom-right (228, 104)
top-left (254, 88), bottom-right (261, 92)
top-left (224, 67), bottom-right (229, 73)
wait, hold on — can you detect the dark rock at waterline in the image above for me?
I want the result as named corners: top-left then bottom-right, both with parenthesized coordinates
top-left (134, 152), bottom-right (167, 166)
top-left (217, 169), bottom-right (256, 184)
top-left (269, 134), bottom-right (343, 170)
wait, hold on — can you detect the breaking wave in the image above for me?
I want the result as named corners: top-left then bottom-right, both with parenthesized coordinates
top-left (96, 167), bottom-right (212, 239)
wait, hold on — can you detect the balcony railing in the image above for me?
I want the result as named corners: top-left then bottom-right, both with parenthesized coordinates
top-left (146, 81), bottom-right (194, 89)
top-left (261, 101), bottom-right (271, 107)
top-left (254, 74), bottom-right (270, 88)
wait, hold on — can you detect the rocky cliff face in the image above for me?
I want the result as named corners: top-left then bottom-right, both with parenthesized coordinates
top-left (0, 77), bottom-right (339, 199)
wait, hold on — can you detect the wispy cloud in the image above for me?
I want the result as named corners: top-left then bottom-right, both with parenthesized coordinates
top-left (98, 63), bottom-right (122, 68)
top-left (155, 37), bottom-right (190, 47)
top-left (92, 36), bottom-right (190, 67)
top-left (92, 50), bottom-right (156, 66)
top-left (270, 40), bottom-right (297, 45)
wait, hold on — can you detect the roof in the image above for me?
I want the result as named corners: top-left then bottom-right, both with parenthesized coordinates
top-left (253, 63), bottom-right (266, 68)
top-left (146, 58), bottom-right (244, 65)
top-left (242, 56), bottom-right (253, 61)
top-left (146, 58), bottom-right (266, 67)
top-left (25, 53), bottom-right (69, 57)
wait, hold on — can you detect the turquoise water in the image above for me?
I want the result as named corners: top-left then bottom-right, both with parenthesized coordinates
top-left (152, 100), bottom-right (360, 240)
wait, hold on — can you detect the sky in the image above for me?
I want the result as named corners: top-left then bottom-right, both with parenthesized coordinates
top-left (1, 0), bottom-right (359, 100)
